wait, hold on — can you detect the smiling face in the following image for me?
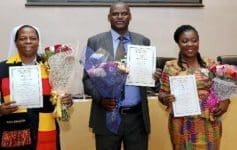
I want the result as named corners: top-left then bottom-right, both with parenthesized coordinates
top-left (178, 30), bottom-right (199, 59)
top-left (108, 3), bottom-right (131, 35)
top-left (15, 26), bottom-right (39, 59)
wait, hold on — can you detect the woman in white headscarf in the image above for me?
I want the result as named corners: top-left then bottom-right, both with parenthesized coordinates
top-left (0, 25), bottom-right (73, 150)
top-left (8, 24), bottom-right (43, 58)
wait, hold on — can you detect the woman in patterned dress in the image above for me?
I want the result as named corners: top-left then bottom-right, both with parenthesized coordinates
top-left (0, 25), bottom-right (73, 150)
top-left (158, 25), bottom-right (230, 150)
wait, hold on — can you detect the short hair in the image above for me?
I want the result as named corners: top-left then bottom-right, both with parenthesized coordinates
top-left (109, 2), bottom-right (130, 14)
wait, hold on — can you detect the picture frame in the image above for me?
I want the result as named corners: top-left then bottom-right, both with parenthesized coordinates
top-left (26, 0), bottom-right (203, 7)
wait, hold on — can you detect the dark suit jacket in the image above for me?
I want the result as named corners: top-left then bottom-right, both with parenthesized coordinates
top-left (83, 31), bottom-right (151, 135)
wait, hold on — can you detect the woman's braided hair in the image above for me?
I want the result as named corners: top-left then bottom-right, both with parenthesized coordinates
top-left (174, 25), bottom-right (207, 70)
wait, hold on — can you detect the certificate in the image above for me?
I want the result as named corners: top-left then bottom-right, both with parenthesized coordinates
top-left (126, 44), bottom-right (156, 87)
top-left (170, 75), bottom-right (201, 117)
top-left (9, 66), bottom-right (43, 108)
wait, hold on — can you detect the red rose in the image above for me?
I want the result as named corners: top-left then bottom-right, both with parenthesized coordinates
top-left (54, 44), bottom-right (62, 53)
top-left (209, 64), bottom-right (217, 73)
top-left (45, 46), bottom-right (50, 52)
top-left (54, 44), bottom-right (72, 53)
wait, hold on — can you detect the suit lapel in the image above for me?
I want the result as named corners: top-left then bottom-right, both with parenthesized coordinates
top-left (102, 32), bottom-right (143, 61)
top-left (130, 32), bottom-right (139, 45)
top-left (103, 32), bottom-right (114, 61)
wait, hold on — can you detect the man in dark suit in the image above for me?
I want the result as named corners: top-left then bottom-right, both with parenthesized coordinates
top-left (83, 2), bottom-right (160, 150)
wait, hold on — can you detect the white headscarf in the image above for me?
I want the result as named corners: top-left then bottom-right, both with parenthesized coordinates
top-left (8, 24), bottom-right (42, 58)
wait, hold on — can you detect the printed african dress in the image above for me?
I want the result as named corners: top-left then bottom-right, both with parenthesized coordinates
top-left (160, 59), bottom-right (221, 150)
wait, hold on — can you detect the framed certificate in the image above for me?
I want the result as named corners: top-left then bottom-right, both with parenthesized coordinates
top-left (126, 44), bottom-right (156, 87)
top-left (9, 66), bottom-right (43, 108)
top-left (170, 75), bottom-right (201, 117)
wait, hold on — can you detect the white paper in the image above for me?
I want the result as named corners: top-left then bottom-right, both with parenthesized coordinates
top-left (126, 44), bottom-right (156, 87)
top-left (170, 75), bottom-right (201, 117)
top-left (9, 66), bottom-right (43, 108)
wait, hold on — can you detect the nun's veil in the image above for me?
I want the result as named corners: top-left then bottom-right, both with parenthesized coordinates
top-left (8, 24), bottom-right (42, 58)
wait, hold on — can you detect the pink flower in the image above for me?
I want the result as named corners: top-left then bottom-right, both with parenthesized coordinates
top-left (209, 64), bottom-right (217, 73)
top-left (45, 44), bottom-right (72, 54)
top-left (43, 44), bottom-right (73, 61)
top-left (209, 64), bottom-right (237, 83)
top-left (215, 65), bottom-right (225, 77)
top-left (207, 64), bottom-right (237, 117)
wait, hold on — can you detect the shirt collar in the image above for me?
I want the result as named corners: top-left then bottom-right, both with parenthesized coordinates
top-left (22, 57), bottom-right (37, 66)
top-left (110, 29), bottom-right (130, 41)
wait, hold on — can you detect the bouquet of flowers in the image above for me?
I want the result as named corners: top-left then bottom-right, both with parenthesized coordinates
top-left (81, 47), bottom-right (128, 134)
top-left (207, 64), bottom-right (237, 120)
top-left (42, 44), bottom-right (80, 121)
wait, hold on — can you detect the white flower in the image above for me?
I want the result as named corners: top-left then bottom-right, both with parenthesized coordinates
top-left (200, 68), bottom-right (209, 76)
top-left (49, 46), bottom-right (55, 52)
top-left (88, 68), bottom-right (106, 77)
top-left (94, 68), bottom-right (106, 77)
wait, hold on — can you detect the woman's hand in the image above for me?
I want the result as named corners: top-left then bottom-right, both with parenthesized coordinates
top-left (158, 93), bottom-right (175, 106)
top-left (61, 94), bottom-right (73, 108)
top-left (213, 99), bottom-right (230, 117)
top-left (0, 101), bottom-right (18, 116)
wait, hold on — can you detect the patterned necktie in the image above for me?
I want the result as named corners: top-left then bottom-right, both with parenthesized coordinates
top-left (115, 36), bottom-right (126, 100)
top-left (115, 36), bottom-right (126, 61)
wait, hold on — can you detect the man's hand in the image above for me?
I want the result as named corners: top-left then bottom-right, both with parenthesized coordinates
top-left (100, 99), bottom-right (116, 111)
top-left (0, 101), bottom-right (18, 116)
top-left (153, 68), bottom-right (162, 81)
